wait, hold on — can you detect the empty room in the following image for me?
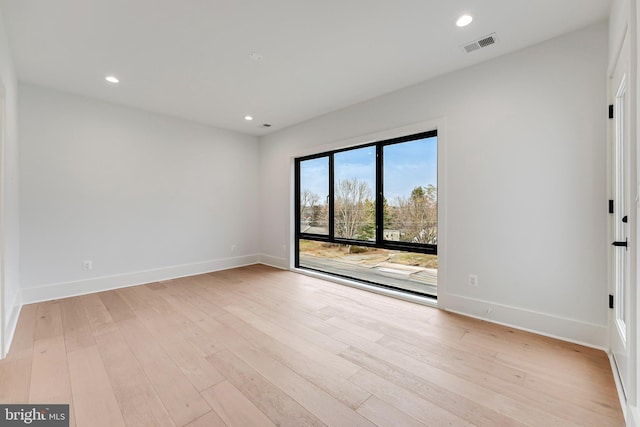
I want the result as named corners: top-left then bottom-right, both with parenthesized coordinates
top-left (0, 0), bottom-right (637, 426)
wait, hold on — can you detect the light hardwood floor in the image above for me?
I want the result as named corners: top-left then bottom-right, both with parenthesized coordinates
top-left (0, 264), bottom-right (625, 426)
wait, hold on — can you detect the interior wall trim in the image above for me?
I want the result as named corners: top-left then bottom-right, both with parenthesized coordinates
top-left (259, 254), bottom-right (289, 270)
top-left (445, 293), bottom-right (608, 350)
top-left (20, 255), bottom-right (260, 305)
top-left (2, 293), bottom-right (20, 359)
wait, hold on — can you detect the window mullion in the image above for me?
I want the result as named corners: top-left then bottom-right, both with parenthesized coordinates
top-left (376, 144), bottom-right (383, 246)
top-left (294, 159), bottom-right (301, 267)
top-left (328, 153), bottom-right (335, 241)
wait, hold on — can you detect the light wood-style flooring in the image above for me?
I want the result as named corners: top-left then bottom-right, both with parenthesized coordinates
top-left (0, 264), bottom-right (624, 426)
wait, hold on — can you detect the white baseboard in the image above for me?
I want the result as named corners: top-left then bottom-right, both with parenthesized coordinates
top-left (20, 255), bottom-right (260, 304)
top-left (259, 254), bottom-right (289, 270)
top-left (2, 292), bottom-right (22, 359)
top-left (608, 352), bottom-right (629, 426)
top-left (14, 256), bottom-right (609, 349)
top-left (444, 293), bottom-right (608, 350)
top-left (629, 405), bottom-right (639, 427)
top-left (609, 350), bottom-right (640, 427)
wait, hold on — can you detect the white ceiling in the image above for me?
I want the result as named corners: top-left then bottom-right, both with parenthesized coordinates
top-left (0, 0), bottom-right (612, 136)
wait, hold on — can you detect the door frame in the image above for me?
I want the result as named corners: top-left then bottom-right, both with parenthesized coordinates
top-left (608, 3), bottom-right (639, 421)
top-left (0, 82), bottom-right (5, 360)
top-left (609, 28), bottom-right (634, 410)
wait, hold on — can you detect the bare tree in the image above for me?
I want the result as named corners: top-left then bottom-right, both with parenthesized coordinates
top-left (300, 189), bottom-right (319, 221)
top-left (393, 185), bottom-right (437, 244)
top-left (334, 178), bottom-right (373, 242)
top-left (300, 189), bottom-right (326, 231)
top-left (300, 189), bottom-right (329, 232)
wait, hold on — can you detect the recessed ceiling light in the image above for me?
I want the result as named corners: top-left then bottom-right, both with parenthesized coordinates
top-left (244, 115), bottom-right (254, 121)
top-left (456, 15), bottom-right (473, 27)
top-left (105, 75), bottom-right (119, 83)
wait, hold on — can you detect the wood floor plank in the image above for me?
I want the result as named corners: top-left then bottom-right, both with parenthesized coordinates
top-left (79, 294), bottom-right (118, 336)
top-left (313, 287), bottom-right (436, 327)
top-left (342, 346), bottom-right (526, 427)
top-left (34, 301), bottom-right (64, 341)
top-left (0, 305), bottom-right (37, 405)
top-left (223, 271), bottom-right (331, 315)
top-left (218, 343), bottom-right (375, 427)
top-left (0, 266), bottom-right (624, 427)
top-left (320, 304), bottom-right (466, 346)
top-left (60, 297), bottom-right (95, 353)
top-left (206, 349), bottom-right (326, 427)
top-left (116, 318), bottom-right (211, 426)
top-left (222, 304), bottom-right (360, 378)
top-left (201, 381), bottom-right (276, 427)
top-left (114, 285), bottom-right (160, 312)
top-left (523, 371), bottom-right (622, 420)
top-left (155, 289), bottom-right (222, 329)
top-left (132, 305), bottom-right (198, 342)
top-left (162, 337), bottom-right (226, 392)
top-left (133, 306), bottom-right (226, 391)
top-left (151, 295), bottom-right (247, 357)
top-left (223, 285), bottom-right (341, 338)
top-left (188, 276), bottom-right (243, 307)
top-left (442, 310), bottom-right (604, 356)
top-left (493, 342), bottom-right (615, 388)
top-left (216, 312), bottom-right (371, 409)
top-left (377, 334), bottom-right (527, 386)
top-left (0, 358), bottom-right (32, 403)
top-left (224, 304), bottom-right (350, 357)
top-left (97, 291), bottom-right (136, 323)
top-left (147, 282), bottom-right (168, 291)
top-left (95, 330), bottom-right (175, 427)
top-left (67, 346), bottom-right (126, 427)
top-left (155, 278), bottom-right (228, 318)
top-left (350, 368), bottom-right (475, 427)
top-left (206, 270), bottom-right (245, 285)
top-left (121, 283), bottom-right (176, 314)
top-left (356, 395), bottom-right (426, 427)
top-left (325, 317), bottom-right (385, 342)
top-left (339, 338), bottom-right (583, 427)
top-left (183, 411), bottom-right (227, 427)
top-left (29, 336), bottom-right (75, 427)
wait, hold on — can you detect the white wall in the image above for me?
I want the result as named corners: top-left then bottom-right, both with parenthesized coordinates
top-left (259, 22), bottom-right (609, 348)
top-left (0, 8), bottom-right (20, 358)
top-left (611, 0), bottom-right (631, 70)
top-left (19, 84), bottom-right (260, 302)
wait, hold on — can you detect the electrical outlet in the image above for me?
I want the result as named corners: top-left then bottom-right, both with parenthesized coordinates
top-left (468, 274), bottom-right (478, 287)
top-left (83, 260), bottom-right (93, 271)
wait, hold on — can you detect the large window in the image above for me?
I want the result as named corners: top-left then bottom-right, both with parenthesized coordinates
top-left (295, 130), bottom-right (438, 297)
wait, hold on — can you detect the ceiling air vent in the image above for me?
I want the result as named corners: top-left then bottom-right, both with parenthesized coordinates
top-left (463, 33), bottom-right (497, 53)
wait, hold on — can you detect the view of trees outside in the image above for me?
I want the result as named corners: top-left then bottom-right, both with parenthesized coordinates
top-left (300, 137), bottom-right (437, 244)
top-left (299, 156), bottom-right (329, 235)
top-left (334, 146), bottom-right (376, 241)
top-left (334, 178), bottom-right (375, 240)
top-left (383, 137), bottom-right (437, 245)
top-left (298, 135), bottom-right (437, 295)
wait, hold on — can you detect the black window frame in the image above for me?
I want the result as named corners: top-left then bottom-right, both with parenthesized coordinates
top-left (295, 129), bottom-right (437, 269)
